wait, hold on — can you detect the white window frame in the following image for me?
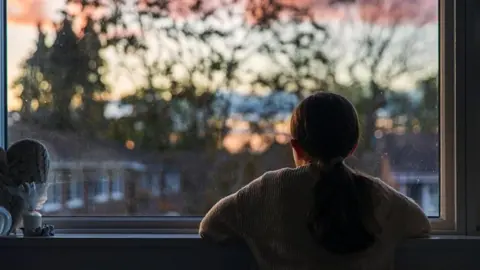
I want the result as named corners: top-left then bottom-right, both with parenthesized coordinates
top-left (93, 174), bottom-right (110, 203)
top-left (112, 169), bottom-right (125, 201)
top-left (66, 168), bottom-right (85, 209)
top-left (43, 172), bottom-right (64, 213)
top-left (427, 0), bottom-right (464, 233)
top-left (0, 0), bottom-right (475, 235)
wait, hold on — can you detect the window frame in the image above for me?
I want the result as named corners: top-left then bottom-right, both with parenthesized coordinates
top-left (464, 0), bottom-right (480, 236)
top-left (43, 172), bottom-right (64, 213)
top-left (0, 0), bottom-right (471, 235)
top-left (428, 0), bottom-right (466, 234)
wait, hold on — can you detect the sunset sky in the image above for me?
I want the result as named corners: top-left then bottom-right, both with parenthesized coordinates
top-left (6, 0), bottom-right (439, 111)
top-left (7, 0), bottom-right (65, 110)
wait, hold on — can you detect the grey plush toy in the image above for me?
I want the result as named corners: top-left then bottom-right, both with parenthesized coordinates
top-left (0, 139), bottom-right (50, 235)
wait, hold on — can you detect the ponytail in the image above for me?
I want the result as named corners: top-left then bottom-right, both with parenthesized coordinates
top-left (290, 92), bottom-right (374, 253)
top-left (308, 160), bottom-right (375, 254)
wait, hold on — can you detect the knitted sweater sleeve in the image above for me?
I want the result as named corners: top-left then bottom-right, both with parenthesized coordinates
top-left (391, 190), bottom-right (432, 239)
top-left (199, 174), bottom-right (265, 243)
top-left (199, 192), bottom-right (242, 242)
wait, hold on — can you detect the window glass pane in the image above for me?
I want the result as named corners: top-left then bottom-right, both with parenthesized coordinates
top-left (6, 0), bottom-right (439, 217)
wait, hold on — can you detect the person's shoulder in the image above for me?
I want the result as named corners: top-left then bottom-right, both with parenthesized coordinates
top-left (353, 174), bottom-right (400, 207)
top-left (365, 176), bottom-right (397, 195)
top-left (240, 167), bottom-right (308, 193)
top-left (243, 167), bottom-right (291, 188)
top-left (263, 166), bottom-right (311, 184)
top-left (264, 166), bottom-right (304, 178)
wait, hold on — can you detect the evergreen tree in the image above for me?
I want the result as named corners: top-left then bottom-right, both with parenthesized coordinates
top-left (44, 14), bottom-right (80, 130)
top-left (14, 11), bottom-right (111, 134)
top-left (12, 24), bottom-right (50, 121)
top-left (76, 17), bottom-right (109, 133)
top-left (416, 76), bottom-right (438, 133)
top-left (111, 87), bottom-right (173, 151)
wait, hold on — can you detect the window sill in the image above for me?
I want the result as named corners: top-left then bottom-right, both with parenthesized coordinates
top-left (0, 235), bottom-right (478, 270)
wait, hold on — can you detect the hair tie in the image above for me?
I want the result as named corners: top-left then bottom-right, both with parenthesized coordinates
top-left (313, 157), bottom-right (344, 171)
top-left (322, 157), bottom-right (344, 171)
top-left (328, 157), bottom-right (344, 167)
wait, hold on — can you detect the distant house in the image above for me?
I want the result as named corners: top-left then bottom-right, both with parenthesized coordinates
top-left (8, 117), bottom-right (440, 217)
top-left (148, 142), bottom-right (294, 214)
top-left (7, 120), bottom-right (293, 216)
top-left (7, 121), bottom-right (175, 216)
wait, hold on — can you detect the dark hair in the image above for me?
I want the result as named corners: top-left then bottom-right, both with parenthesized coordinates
top-left (290, 92), bottom-right (376, 254)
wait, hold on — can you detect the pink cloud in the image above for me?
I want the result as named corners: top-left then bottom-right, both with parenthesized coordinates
top-left (7, 0), bottom-right (437, 28)
top-left (246, 0), bottom-right (437, 24)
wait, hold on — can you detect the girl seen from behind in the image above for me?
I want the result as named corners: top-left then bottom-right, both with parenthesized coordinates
top-left (200, 92), bottom-right (431, 270)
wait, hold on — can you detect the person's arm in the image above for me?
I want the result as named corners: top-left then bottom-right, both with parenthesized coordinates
top-left (199, 174), bottom-right (267, 243)
top-left (393, 193), bottom-right (431, 239)
top-left (199, 192), bottom-right (243, 243)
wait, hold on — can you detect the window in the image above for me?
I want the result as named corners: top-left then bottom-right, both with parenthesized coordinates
top-left (1, 0), bottom-right (471, 234)
top-left (93, 175), bottom-right (110, 203)
top-left (43, 172), bottom-right (63, 213)
top-left (112, 169), bottom-right (125, 200)
top-left (66, 168), bottom-right (85, 209)
top-left (140, 174), bottom-right (149, 190)
top-left (140, 172), bottom-right (162, 197)
top-left (164, 172), bottom-right (181, 196)
top-left (151, 174), bottom-right (161, 197)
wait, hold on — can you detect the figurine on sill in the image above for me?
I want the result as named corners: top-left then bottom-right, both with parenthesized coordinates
top-left (0, 139), bottom-right (53, 237)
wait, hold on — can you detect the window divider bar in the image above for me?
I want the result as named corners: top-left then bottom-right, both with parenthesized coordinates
top-left (464, 0), bottom-right (480, 236)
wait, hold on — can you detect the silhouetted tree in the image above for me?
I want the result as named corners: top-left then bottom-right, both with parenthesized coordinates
top-left (75, 17), bottom-right (109, 133)
top-left (12, 24), bottom-right (50, 122)
top-left (44, 15), bottom-right (82, 130)
top-left (415, 76), bottom-right (438, 133)
top-left (252, 1), bottom-right (436, 156)
top-left (14, 3), bottom-right (118, 133)
top-left (100, 0), bottom-right (304, 150)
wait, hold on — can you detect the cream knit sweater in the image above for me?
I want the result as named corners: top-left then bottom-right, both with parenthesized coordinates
top-left (200, 165), bottom-right (431, 270)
